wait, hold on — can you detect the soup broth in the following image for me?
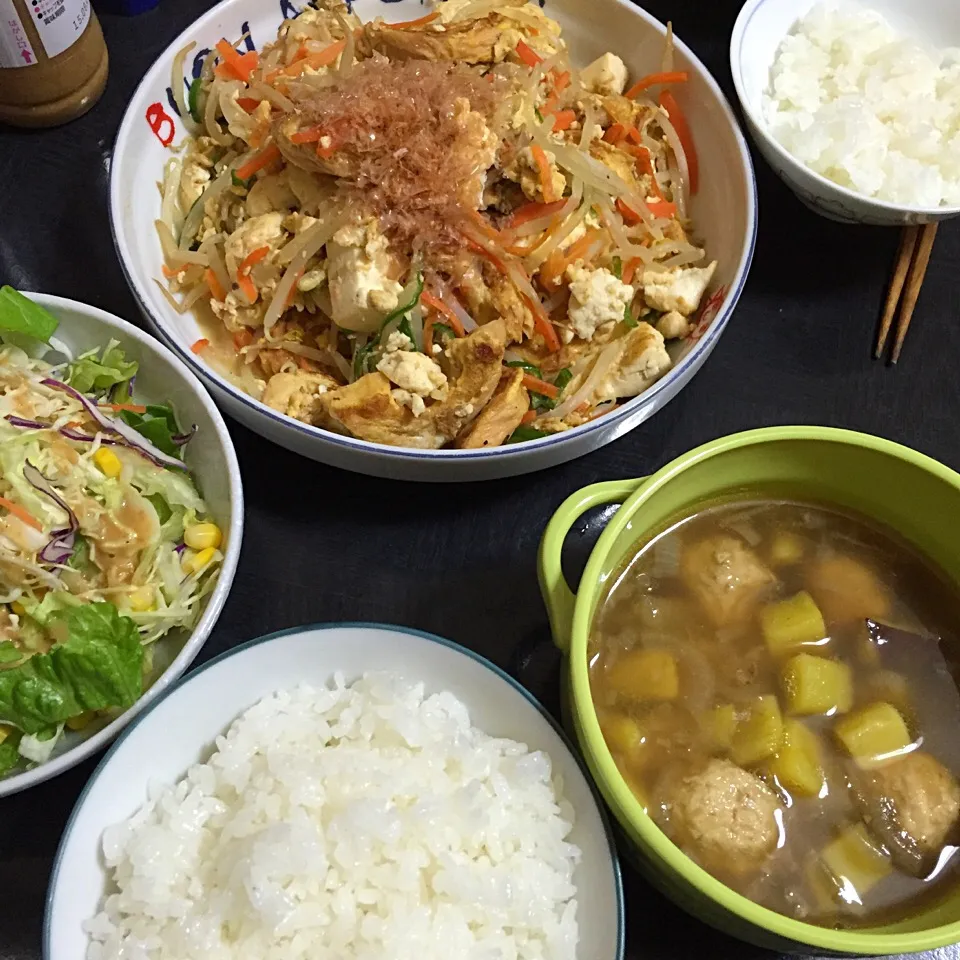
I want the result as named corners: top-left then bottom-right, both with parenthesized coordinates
top-left (590, 498), bottom-right (960, 928)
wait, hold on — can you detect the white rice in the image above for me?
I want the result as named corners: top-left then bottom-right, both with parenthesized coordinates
top-left (85, 673), bottom-right (581, 960)
top-left (762, 1), bottom-right (960, 206)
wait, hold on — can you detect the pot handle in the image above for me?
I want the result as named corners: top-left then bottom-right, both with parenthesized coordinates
top-left (538, 479), bottom-right (645, 654)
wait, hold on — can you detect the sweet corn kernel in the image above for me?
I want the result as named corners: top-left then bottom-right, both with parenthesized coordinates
top-left (184, 522), bottom-right (222, 551)
top-left (93, 447), bottom-right (122, 478)
top-left (182, 546), bottom-right (216, 575)
top-left (11, 601), bottom-right (26, 616)
top-left (0, 723), bottom-right (12, 745)
top-left (128, 585), bottom-right (155, 612)
top-left (66, 712), bottom-right (93, 731)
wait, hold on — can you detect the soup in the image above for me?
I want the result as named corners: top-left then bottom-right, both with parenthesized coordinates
top-left (590, 498), bottom-right (960, 928)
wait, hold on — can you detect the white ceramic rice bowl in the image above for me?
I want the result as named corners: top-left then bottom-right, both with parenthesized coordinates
top-left (731, 0), bottom-right (960, 226)
top-left (45, 623), bottom-right (624, 960)
top-left (0, 294), bottom-right (243, 798)
top-left (110, 0), bottom-right (757, 481)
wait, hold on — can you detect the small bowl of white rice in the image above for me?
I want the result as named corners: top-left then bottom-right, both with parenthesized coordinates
top-left (731, 0), bottom-right (960, 224)
top-left (45, 623), bottom-right (624, 960)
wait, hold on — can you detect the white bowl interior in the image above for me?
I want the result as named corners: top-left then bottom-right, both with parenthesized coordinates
top-left (46, 624), bottom-right (623, 960)
top-left (0, 295), bottom-right (243, 798)
top-left (110, 0), bottom-right (755, 472)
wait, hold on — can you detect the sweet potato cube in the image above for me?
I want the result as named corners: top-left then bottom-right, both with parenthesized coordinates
top-left (705, 703), bottom-right (738, 750)
top-left (770, 719), bottom-right (825, 797)
top-left (819, 823), bottom-right (892, 903)
top-left (760, 591), bottom-right (827, 656)
top-left (769, 530), bottom-right (807, 566)
top-left (601, 712), bottom-right (646, 757)
top-left (834, 701), bottom-right (913, 769)
top-left (782, 653), bottom-right (853, 716)
top-left (731, 695), bottom-right (783, 767)
top-left (606, 648), bottom-right (679, 702)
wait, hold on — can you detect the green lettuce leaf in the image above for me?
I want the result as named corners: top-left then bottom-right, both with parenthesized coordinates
top-left (66, 341), bottom-right (138, 395)
top-left (0, 731), bottom-right (22, 775)
top-left (0, 641), bottom-right (24, 665)
top-left (0, 286), bottom-right (58, 344)
top-left (0, 603), bottom-right (142, 734)
top-left (119, 404), bottom-right (181, 458)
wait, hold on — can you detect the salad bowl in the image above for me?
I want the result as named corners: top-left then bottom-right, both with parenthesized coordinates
top-left (0, 293), bottom-right (243, 797)
top-left (110, 0), bottom-right (757, 481)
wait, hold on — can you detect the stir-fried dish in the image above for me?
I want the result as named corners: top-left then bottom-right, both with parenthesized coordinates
top-left (0, 288), bottom-right (223, 778)
top-left (158, 0), bottom-right (716, 449)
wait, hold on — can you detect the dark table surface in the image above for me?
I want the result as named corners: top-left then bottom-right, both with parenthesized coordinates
top-left (1, 0), bottom-right (959, 957)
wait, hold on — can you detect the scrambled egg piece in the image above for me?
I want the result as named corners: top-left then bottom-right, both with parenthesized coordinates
top-left (327, 221), bottom-right (403, 331)
top-left (377, 350), bottom-right (448, 400)
top-left (178, 136), bottom-right (219, 211)
top-left (454, 98), bottom-right (499, 209)
top-left (224, 213), bottom-right (285, 279)
top-left (286, 165), bottom-right (336, 214)
top-left (505, 146), bottom-right (566, 202)
top-left (245, 173), bottom-right (298, 217)
top-left (455, 367), bottom-right (529, 448)
top-left (642, 261), bottom-right (718, 316)
top-left (566, 265), bottom-right (634, 340)
top-left (656, 310), bottom-right (693, 340)
top-left (580, 53), bottom-right (629, 96)
top-left (592, 321), bottom-right (672, 404)
top-left (262, 370), bottom-right (340, 421)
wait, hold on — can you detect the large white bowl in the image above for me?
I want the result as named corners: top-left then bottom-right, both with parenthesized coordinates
top-left (731, 0), bottom-right (960, 226)
top-left (45, 623), bottom-right (625, 960)
top-left (110, 0), bottom-right (757, 481)
top-left (0, 294), bottom-right (243, 798)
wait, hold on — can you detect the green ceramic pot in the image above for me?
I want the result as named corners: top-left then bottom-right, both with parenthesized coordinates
top-left (538, 426), bottom-right (960, 955)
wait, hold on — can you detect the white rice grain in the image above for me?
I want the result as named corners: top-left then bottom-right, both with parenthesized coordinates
top-left (85, 673), bottom-right (581, 960)
top-left (762, 1), bottom-right (960, 206)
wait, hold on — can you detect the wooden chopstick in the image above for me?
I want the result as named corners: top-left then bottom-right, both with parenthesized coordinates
top-left (875, 222), bottom-right (938, 363)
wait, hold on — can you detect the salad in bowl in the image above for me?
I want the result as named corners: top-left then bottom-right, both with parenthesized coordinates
top-left (0, 288), bottom-right (237, 786)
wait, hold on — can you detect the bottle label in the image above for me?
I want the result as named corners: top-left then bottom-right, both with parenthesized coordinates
top-left (0, 0), bottom-right (37, 67)
top-left (31, 0), bottom-right (89, 59)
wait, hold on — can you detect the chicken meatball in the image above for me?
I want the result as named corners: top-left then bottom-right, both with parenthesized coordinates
top-left (680, 535), bottom-right (776, 626)
top-left (669, 758), bottom-right (782, 875)
top-left (856, 752), bottom-right (960, 875)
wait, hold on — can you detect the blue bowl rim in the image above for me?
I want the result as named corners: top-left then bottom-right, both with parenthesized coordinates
top-left (43, 621), bottom-right (626, 960)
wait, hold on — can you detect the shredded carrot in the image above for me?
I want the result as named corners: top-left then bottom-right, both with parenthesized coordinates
top-left (290, 126), bottom-right (323, 144)
top-left (530, 144), bottom-right (557, 203)
top-left (646, 198), bottom-right (677, 218)
top-left (659, 89), bottom-right (699, 193)
top-left (621, 257), bottom-right (642, 285)
top-left (625, 70), bottom-right (689, 99)
top-left (603, 123), bottom-right (627, 145)
top-left (161, 264), bottom-right (178, 279)
top-left (466, 208), bottom-right (501, 241)
top-left (520, 409), bottom-right (538, 425)
top-left (540, 228), bottom-right (604, 289)
top-left (103, 402), bottom-right (147, 413)
top-left (316, 138), bottom-right (337, 160)
top-left (388, 10), bottom-right (440, 29)
top-left (521, 373), bottom-right (559, 399)
top-left (515, 39), bottom-right (542, 67)
top-left (504, 199), bottom-right (567, 229)
top-left (616, 197), bottom-right (642, 225)
top-left (421, 290), bottom-right (465, 338)
top-left (288, 43), bottom-right (309, 63)
top-left (233, 328), bottom-right (254, 350)
top-left (237, 274), bottom-right (257, 303)
top-left (266, 39), bottom-right (346, 82)
top-left (239, 246), bottom-right (270, 276)
top-left (551, 109), bottom-right (577, 132)
top-left (628, 144), bottom-right (665, 200)
top-left (204, 268), bottom-right (227, 301)
top-left (190, 338), bottom-right (210, 354)
top-left (215, 40), bottom-right (258, 82)
top-left (0, 496), bottom-right (42, 532)
top-left (541, 70), bottom-right (571, 116)
top-left (624, 124), bottom-right (643, 145)
top-left (236, 97), bottom-right (262, 113)
top-left (234, 144), bottom-right (280, 182)
top-left (284, 270), bottom-right (304, 307)
top-left (575, 402), bottom-right (590, 415)
top-left (523, 293), bottom-right (561, 353)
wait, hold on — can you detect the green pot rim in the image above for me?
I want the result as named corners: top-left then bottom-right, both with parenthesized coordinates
top-left (565, 425), bottom-right (960, 955)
